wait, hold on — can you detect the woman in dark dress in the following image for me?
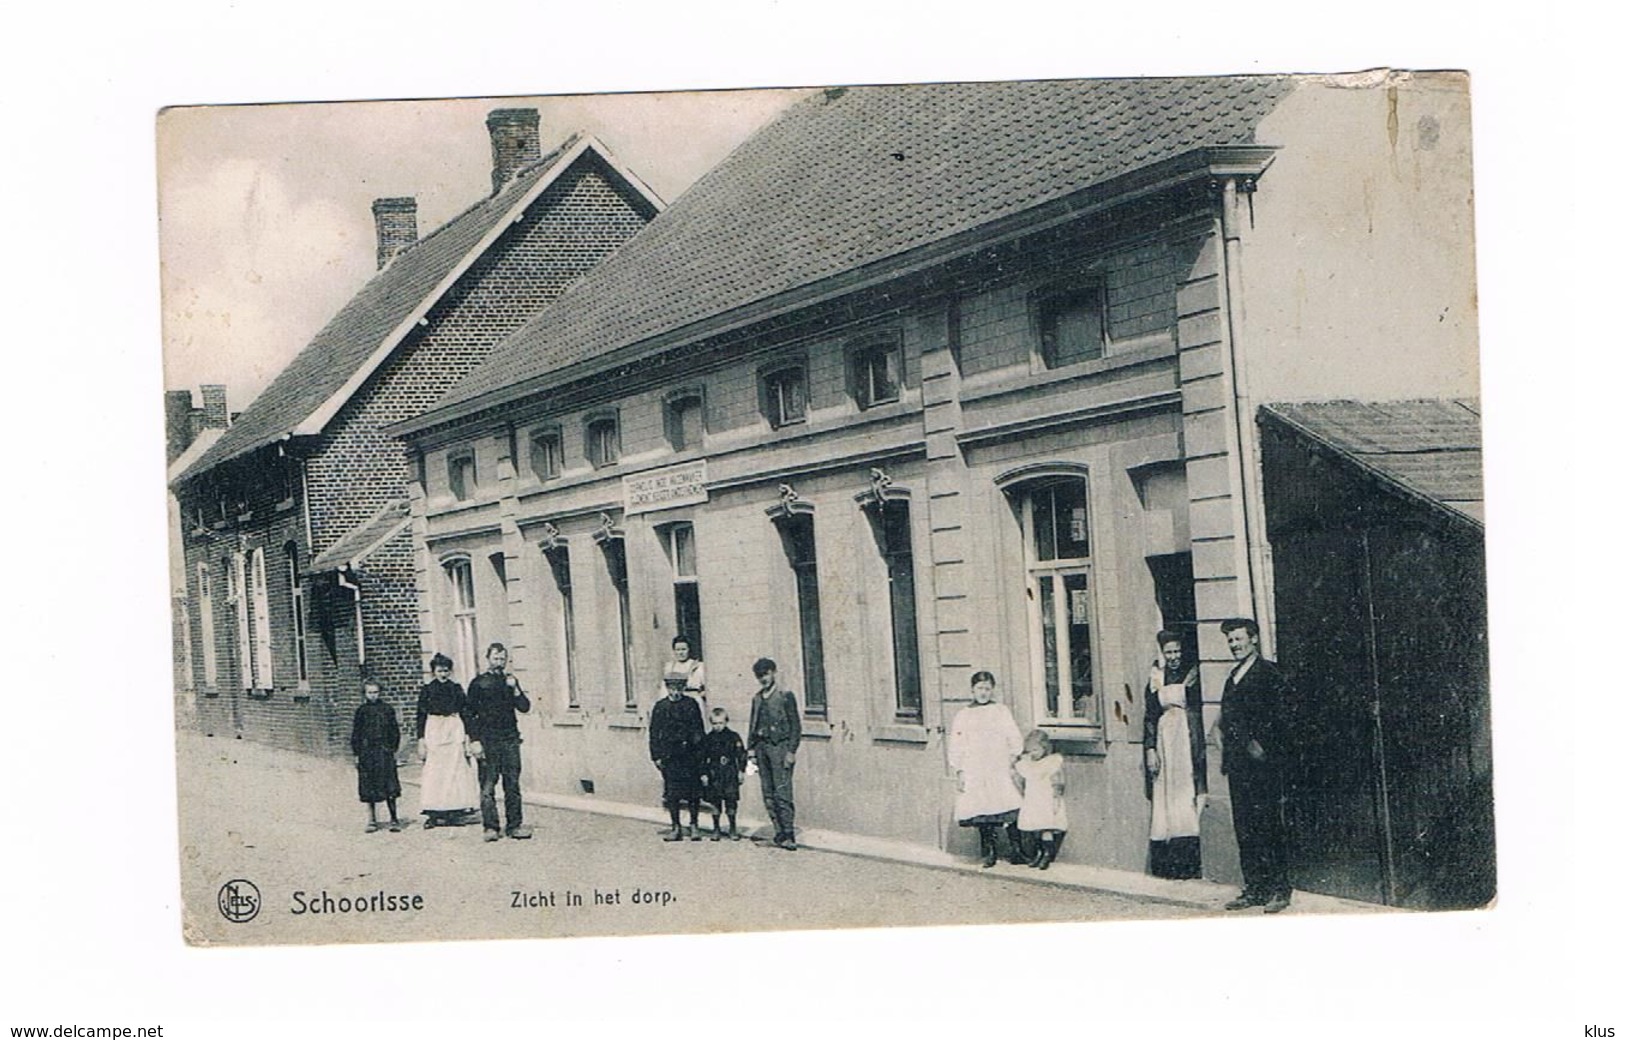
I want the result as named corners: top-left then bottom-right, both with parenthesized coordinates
top-left (351, 679), bottom-right (403, 833)
top-left (415, 652), bottom-right (478, 828)
top-left (649, 674), bottom-right (706, 841)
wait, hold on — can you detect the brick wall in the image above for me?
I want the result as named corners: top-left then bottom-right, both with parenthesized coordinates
top-left (300, 158), bottom-right (651, 746)
top-left (179, 156), bottom-right (651, 758)
top-left (178, 448), bottom-right (328, 751)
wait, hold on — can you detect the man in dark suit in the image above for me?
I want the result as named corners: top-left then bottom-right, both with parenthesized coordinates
top-left (1218, 617), bottom-right (1294, 913)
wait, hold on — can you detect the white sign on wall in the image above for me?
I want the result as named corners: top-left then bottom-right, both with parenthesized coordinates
top-left (623, 460), bottom-right (709, 515)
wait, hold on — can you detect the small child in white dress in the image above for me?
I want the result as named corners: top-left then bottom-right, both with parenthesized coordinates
top-left (1014, 730), bottom-right (1067, 869)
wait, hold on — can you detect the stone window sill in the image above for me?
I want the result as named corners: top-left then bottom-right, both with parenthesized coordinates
top-left (800, 718), bottom-right (833, 740)
top-left (873, 722), bottom-right (930, 745)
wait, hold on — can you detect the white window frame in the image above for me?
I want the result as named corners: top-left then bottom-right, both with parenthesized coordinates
top-left (249, 546), bottom-right (274, 691)
top-left (585, 415), bottom-right (621, 469)
top-left (849, 331), bottom-right (902, 409)
top-left (286, 544), bottom-right (309, 688)
top-left (197, 562), bottom-right (218, 688)
top-left (448, 451), bottom-right (477, 501)
top-left (762, 365), bottom-right (807, 428)
top-left (1016, 476), bottom-right (1102, 730)
top-left (529, 428), bottom-right (563, 482)
top-left (228, 553), bottom-right (252, 690)
top-left (444, 556), bottom-right (480, 687)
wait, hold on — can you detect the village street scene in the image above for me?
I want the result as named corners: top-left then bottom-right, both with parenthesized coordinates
top-left (163, 72), bottom-right (1491, 947)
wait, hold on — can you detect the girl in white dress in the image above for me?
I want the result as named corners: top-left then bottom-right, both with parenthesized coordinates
top-left (1015, 729), bottom-right (1068, 869)
top-left (949, 671), bottom-right (1025, 868)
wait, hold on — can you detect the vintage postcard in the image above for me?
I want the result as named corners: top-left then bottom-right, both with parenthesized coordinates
top-left (161, 71), bottom-right (1489, 947)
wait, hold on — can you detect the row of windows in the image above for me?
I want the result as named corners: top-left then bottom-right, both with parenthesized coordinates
top-left (187, 456), bottom-right (299, 532)
top-left (437, 475), bottom-right (1108, 730)
top-left (194, 543), bottom-right (309, 693)
top-left (442, 279), bottom-right (1128, 504)
top-left (443, 335), bottom-right (906, 501)
top-left (193, 546), bottom-right (310, 689)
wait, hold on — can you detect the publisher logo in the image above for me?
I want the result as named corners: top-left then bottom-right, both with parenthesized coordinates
top-left (218, 879), bottom-right (261, 923)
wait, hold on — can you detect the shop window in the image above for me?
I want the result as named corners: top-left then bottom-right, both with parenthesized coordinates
top-left (1035, 282), bottom-right (1106, 369)
top-left (448, 451), bottom-right (477, 501)
top-left (586, 415), bottom-right (621, 469)
top-left (666, 392), bottom-right (706, 452)
top-left (1012, 474), bottom-right (1099, 728)
top-left (762, 365), bottom-right (807, 428)
top-left (197, 562), bottom-right (218, 688)
top-left (528, 429), bottom-right (562, 482)
top-left (849, 331), bottom-right (902, 409)
top-left (444, 557), bottom-right (480, 686)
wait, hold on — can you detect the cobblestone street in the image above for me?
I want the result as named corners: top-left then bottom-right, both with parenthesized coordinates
top-left (177, 730), bottom-right (1205, 946)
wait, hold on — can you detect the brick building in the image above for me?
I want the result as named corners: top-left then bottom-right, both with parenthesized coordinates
top-left (392, 76), bottom-right (1482, 901)
top-left (169, 109), bottom-right (662, 753)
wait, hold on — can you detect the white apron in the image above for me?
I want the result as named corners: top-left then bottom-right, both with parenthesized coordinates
top-left (419, 713), bottom-right (479, 812)
top-left (1149, 681), bottom-right (1201, 841)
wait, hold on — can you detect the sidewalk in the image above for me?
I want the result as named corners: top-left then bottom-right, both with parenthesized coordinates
top-left (399, 763), bottom-right (1380, 916)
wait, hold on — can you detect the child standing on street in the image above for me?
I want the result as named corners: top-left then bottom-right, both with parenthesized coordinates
top-left (700, 706), bottom-right (747, 840)
top-left (351, 680), bottom-right (403, 833)
top-left (1014, 729), bottom-right (1067, 869)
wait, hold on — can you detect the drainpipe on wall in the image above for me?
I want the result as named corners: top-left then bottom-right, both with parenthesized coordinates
top-left (1216, 175), bottom-right (1277, 656)
top-left (337, 566), bottom-right (365, 665)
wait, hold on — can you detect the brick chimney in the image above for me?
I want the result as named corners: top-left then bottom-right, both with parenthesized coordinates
top-left (371, 197), bottom-right (418, 270)
top-left (200, 385), bottom-right (229, 430)
top-left (165, 390), bottom-right (195, 463)
top-left (487, 108), bottom-right (541, 195)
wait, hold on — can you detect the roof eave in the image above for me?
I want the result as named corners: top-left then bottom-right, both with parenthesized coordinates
top-left (391, 143), bottom-right (1278, 441)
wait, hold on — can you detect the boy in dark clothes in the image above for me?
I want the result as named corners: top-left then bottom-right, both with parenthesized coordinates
top-left (350, 680), bottom-right (402, 833)
top-left (700, 706), bottom-right (747, 841)
top-left (650, 675), bottom-right (707, 841)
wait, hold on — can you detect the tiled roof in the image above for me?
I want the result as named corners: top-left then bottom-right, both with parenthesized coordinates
top-left (309, 498), bottom-right (412, 572)
top-left (434, 76), bottom-right (1293, 414)
top-left (1262, 399), bottom-right (1484, 527)
top-left (173, 134), bottom-right (586, 485)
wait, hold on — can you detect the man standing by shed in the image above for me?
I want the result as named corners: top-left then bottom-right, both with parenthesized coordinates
top-left (747, 658), bottom-right (801, 850)
top-left (465, 643), bottom-right (533, 842)
top-left (1218, 618), bottom-right (1294, 912)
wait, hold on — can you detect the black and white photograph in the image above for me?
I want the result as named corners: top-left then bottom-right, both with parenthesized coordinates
top-left (6, 4), bottom-right (1606, 1035)
top-left (160, 72), bottom-right (1490, 947)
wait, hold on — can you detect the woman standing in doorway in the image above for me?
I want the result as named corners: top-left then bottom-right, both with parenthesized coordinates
top-left (656, 635), bottom-right (708, 714)
top-left (949, 671), bottom-right (1025, 868)
top-left (1143, 630), bottom-right (1208, 878)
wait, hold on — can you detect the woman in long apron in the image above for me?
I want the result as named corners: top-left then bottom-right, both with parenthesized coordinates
top-left (416, 652), bottom-right (479, 828)
top-left (1143, 631), bottom-right (1208, 878)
